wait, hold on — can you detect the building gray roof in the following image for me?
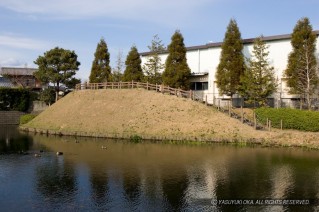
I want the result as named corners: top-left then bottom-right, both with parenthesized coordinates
top-left (0, 67), bottom-right (38, 76)
top-left (140, 30), bottom-right (319, 56)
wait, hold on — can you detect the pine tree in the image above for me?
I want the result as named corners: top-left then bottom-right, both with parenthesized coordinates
top-left (284, 17), bottom-right (318, 110)
top-left (89, 38), bottom-right (111, 83)
top-left (143, 35), bottom-right (166, 84)
top-left (163, 30), bottom-right (191, 89)
top-left (216, 19), bottom-right (245, 99)
top-left (34, 47), bottom-right (80, 101)
top-left (123, 46), bottom-right (144, 82)
top-left (239, 36), bottom-right (277, 107)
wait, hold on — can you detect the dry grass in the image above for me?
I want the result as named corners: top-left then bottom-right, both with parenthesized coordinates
top-left (23, 89), bottom-right (319, 148)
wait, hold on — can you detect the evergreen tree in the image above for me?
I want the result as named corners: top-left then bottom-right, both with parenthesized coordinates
top-left (89, 38), bottom-right (111, 83)
top-left (284, 17), bottom-right (318, 110)
top-left (162, 30), bottom-right (191, 89)
top-left (239, 36), bottom-right (277, 107)
top-left (64, 77), bottom-right (81, 89)
top-left (123, 46), bottom-right (144, 82)
top-left (216, 19), bottom-right (245, 99)
top-left (143, 34), bottom-right (166, 84)
top-left (34, 47), bottom-right (80, 101)
top-left (111, 49), bottom-right (124, 82)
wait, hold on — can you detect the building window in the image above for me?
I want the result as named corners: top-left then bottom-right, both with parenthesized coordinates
top-left (190, 82), bottom-right (208, 91)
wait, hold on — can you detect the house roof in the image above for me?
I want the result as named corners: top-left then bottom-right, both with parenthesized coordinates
top-left (0, 67), bottom-right (38, 76)
top-left (140, 30), bottom-right (319, 56)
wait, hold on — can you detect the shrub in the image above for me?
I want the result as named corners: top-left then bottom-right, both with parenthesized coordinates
top-left (20, 114), bottom-right (37, 125)
top-left (255, 108), bottom-right (319, 132)
top-left (39, 88), bottom-right (55, 105)
top-left (130, 135), bottom-right (142, 143)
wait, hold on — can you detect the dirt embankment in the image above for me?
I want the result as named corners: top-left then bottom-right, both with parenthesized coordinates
top-left (21, 89), bottom-right (319, 149)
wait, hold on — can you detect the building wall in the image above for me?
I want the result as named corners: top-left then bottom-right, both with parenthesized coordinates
top-left (141, 34), bottom-right (319, 106)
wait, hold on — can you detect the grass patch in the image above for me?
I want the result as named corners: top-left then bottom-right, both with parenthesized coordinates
top-left (130, 135), bottom-right (142, 143)
top-left (20, 114), bottom-right (37, 125)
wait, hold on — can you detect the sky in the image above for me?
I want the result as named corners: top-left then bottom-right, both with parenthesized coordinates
top-left (0, 0), bottom-right (318, 81)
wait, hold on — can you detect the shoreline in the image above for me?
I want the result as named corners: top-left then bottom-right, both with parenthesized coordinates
top-left (19, 126), bottom-right (319, 150)
top-left (20, 89), bottom-right (319, 150)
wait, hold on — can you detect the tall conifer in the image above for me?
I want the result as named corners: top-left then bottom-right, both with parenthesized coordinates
top-left (216, 19), bottom-right (245, 99)
top-left (284, 17), bottom-right (318, 110)
top-left (89, 38), bottom-right (111, 83)
top-left (239, 36), bottom-right (277, 106)
top-left (162, 30), bottom-right (191, 89)
top-left (111, 49), bottom-right (124, 82)
top-left (123, 46), bottom-right (144, 82)
top-left (143, 35), bottom-right (165, 84)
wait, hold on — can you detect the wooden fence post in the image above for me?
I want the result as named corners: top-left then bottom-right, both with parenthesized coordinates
top-left (218, 99), bottom-right (220, 111)
top-left (269, 120), bottom-right (271, 131)
top-left (205, 95), bottom-right (207, 106)
top-left (280, 119), bottom-right (283, 130)
top-left (156, 83), bottom-right (158, 92)
top-left (190, 90), bottom-right (192, 100)
top-left (254, 112), bottom-right (257, 130)
top-left (147, 82), bottom-right (149, 90)
top-left (132, 80), bottom-right (134, 89)
top-left (228, 101), bottom-right (231, 116)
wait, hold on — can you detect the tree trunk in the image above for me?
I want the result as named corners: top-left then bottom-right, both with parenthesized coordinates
top-left (306, 92), bottom-right (311, 110)
top-left (56, 82), bottom-right (60, 102)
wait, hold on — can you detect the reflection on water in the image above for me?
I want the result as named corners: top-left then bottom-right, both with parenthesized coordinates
top-left (0, 126), bottom-right (33, 154)
top-left (0, 126), bottom-right (319, 211)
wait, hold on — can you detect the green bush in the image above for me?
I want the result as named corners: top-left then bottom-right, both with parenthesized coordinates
top-left (130, 135), bottom-right (142, 143)
top-left (39, 88), bottom-right (55, 105)
top-left (0, 88), bottom-right (31, 112)
top-left (255, 108), bottom-right (319, 132)
top-left (20, 114), bottom-right (37, 125)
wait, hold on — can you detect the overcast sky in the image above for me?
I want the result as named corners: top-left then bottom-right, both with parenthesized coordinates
top-left (0, 0), bottom-right (318, 80)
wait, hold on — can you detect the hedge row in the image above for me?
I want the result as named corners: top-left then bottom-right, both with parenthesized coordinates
top-left (255, 108), bottom-right (319, 132)
top-left (0, 88), bottom-right (31, 112)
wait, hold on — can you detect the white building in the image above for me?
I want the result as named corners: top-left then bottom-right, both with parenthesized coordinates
top-left (140, 31), bottom-right (319, 108)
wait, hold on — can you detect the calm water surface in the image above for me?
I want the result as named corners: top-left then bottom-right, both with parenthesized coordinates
top-left (1, 126), bottom-right (319, 211)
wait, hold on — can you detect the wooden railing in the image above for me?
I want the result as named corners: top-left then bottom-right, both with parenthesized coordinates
top-left (75, 81), bottom-right (195, 99)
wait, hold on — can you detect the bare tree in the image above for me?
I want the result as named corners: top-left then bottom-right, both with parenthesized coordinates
top-left (111, 49), bottom-right (125, 82)
top-left (284, 17), bottom-right (318, 110)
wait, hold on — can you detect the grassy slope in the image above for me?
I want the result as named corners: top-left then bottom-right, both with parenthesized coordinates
top-left (23, 89), bottom-right (319, 147)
